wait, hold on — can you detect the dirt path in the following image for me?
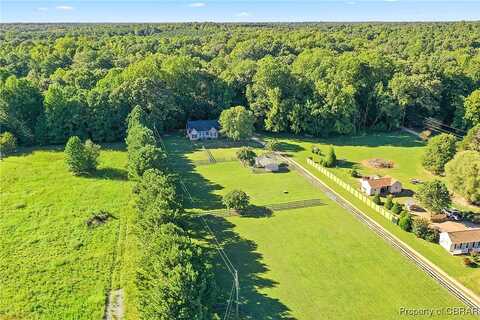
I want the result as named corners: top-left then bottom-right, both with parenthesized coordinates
top-left (104, 289), bottom-right (124, 320)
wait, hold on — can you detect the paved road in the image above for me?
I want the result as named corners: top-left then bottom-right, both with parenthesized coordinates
top-left (279, 153), bottom-right (480, 312)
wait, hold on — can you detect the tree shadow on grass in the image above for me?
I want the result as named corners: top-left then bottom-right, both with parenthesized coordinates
top-left (164, 135), bottom-right (224, 211)
top-left (265, 130), bottom-right (424, 149)
top-left (240, 205), bottom-right (274, 218)
top-left (335, 159), bottom-right (359, 170)
top-left (275, 141), bottom-right (305, 153)
top-left (396, 189), bottom-right (415, 198)
top-left (190, 215), bottom-right (294, 320)
top-left (88, 167), bottom-right (128, 181)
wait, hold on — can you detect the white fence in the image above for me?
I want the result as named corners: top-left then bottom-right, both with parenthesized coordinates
top-left (306, 158), bottom-right (396, 223)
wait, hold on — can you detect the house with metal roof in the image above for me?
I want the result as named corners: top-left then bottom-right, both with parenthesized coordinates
top-left (186, 120), bottom-right (220, 141)
top-left (439, 229), bottom-right (480, 255)
top-left (360, 176), bottom-right (402, 196)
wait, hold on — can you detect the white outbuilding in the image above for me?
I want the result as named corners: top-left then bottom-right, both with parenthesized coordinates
top-left (255, 156), bottom-right (279, 172)
top-left (439, 229), bottom-right (480, 255)
top-left (360, 176), bottom-right (402, 196)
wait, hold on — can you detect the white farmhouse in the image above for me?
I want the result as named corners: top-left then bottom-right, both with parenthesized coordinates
top-left (186, 120), bottom-right (219, 141)
top-left (439, 229), bottom-right (480, 255)
top-left (360, 176), bottom-right (402, 196)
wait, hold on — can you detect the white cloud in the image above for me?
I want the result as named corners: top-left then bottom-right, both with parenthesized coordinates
top-left (346, 1), bottom-right (356, 4)
top-left (56, 5), bottom-right (74, 11)
top-left (236, 12), bottom-right (252, 18)
top-left (37, 7), bottom-right (48, 12)
top-left (189, 2), bottom-right (206, 8)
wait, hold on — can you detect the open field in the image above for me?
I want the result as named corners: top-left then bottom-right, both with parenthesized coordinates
top-left (0, 146), bottom-right (134, 320)
top-left (164, 134), bottom-right (475, 319)
top-left (271, 131), bottom-right (479, 213)
top-left (269, 133), bottom-right (480, 297)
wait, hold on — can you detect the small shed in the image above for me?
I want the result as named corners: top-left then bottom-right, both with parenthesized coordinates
top-left (255, 156), bottom-right (279, 172)
top-left (361, 176), bottom-right (402, 196)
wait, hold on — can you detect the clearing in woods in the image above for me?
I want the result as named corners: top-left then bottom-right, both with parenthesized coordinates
top-left (163, 134), bottom-right (474, 320)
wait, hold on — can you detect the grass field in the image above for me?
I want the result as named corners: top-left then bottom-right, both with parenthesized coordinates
top-left (269, 133), bottom-right (480, 297)
top-left (0, 146), bottom-right (134, 320)
top-left (164, 134), bottom-right (475, 320)
top-left (271, 131), bottom-right (479, 213)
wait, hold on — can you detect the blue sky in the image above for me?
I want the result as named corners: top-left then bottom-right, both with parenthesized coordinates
top-left (1, 1), bottom-right (479, 23)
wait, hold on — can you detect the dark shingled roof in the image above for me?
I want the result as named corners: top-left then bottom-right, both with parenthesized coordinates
top-left (186, 120), bottom-right (220, 131)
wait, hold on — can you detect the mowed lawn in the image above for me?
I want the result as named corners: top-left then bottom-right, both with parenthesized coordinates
top-left (272, 133), bottom-right (480, 297)
top-left (271, 131), bottom-right (479, 213)
top-left (164, 136), bottom-right (474, 319)
top-left (0, 146), bottom-right (133, 320)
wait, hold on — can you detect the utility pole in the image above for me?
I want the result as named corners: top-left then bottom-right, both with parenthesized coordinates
top-left (235, 270), bottom-right (240, 319)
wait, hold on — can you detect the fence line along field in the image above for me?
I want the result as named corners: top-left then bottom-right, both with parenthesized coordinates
top-left (270, 132), bottom-right (480, 298)
top-left (162, 134), bottom-right (475, 320)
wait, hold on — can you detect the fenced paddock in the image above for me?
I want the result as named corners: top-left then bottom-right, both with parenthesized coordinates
top-left (159, 134), bottom-right (472, 320)
top-left (205, 198), bottom-right (325, 217)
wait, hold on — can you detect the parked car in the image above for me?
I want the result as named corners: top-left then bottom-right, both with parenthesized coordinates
top-left (442, 208), bottom-right (463, 221)
top-left (410, 178), bottom-right (424, 185)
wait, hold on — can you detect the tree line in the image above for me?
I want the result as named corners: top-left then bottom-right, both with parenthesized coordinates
top-left (1, 22), bottom-right (479, 148)
top-left (124, 107), bottom-right (218, 319)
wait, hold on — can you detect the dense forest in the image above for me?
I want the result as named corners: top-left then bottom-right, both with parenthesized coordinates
top-left (1, 22), bottom-right (479, 146)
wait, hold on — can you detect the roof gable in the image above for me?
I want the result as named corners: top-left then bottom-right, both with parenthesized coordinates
top-left (363, 176), bottom-right (401, 188)
top-left (365, 177), bottom-right (392, 188)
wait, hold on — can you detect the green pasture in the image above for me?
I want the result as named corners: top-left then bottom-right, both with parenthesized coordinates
top-left (164, 135), bottom-right (474, 320)
top-left (0, 146), bottom-right (134, 320)
top-left (272, 133), bottom-right (480, 298)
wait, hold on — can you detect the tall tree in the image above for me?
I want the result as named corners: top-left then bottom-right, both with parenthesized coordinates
top-left (415, 180), bottom-right (452, 213)
top-left (464, 89), bottom-right (480, 126)
top-left (219, 105), bottom-right (255, 141)
top-left (445, 151), bottom-right (480, 205)
top-left (422, 133), bottom-right (457, 175)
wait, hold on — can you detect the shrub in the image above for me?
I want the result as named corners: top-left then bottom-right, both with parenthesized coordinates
top-left (0, 131), bottom-right (17, 156)
top-left (471, 252), bottom-right (480, 263)
top-left (415, 180), bottom-right (451, 213)
top-left (222, 190), bottom-right (250, 212)
top-left (459, 125), bottom-right (480, 152)
top-left (384, 195), bottom-right (394, 210)
top-left (236, 147), bottom-right (256, 167)
top-left (266, 139), bottom-right (280, 152)
top-left (372, 194), bottom-right (381, 205)
top-left (64, 136), bottom-right (100, 175)
top-left (412, 218), bottom-right (430, 239)
top-left (391, 202), bottom-right (403, 215)
top-left (425, 227), bottom-right (439, 243)
top-left (463, 257), bottom-right (474, 267)
top-left (398, 212), bottom-right (412, 232)
top-left (350, 169), bottom-right (361, 178)
top-left (323, 146), bottom-right (337, 168)
top-left (84, 139), bottom-right (100, 171)
top-left (422, 133), bottom-right (457, 175)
